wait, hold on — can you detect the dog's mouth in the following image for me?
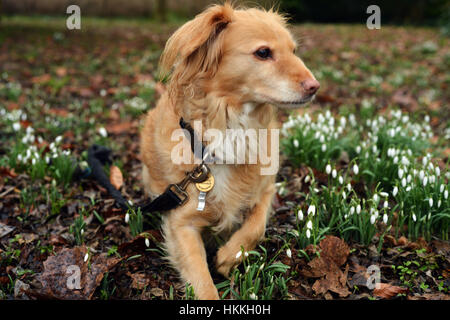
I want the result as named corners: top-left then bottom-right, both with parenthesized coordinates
top-left (263, 94), bottom-right (316, 108)
top-left (276, 96), bottom-right (314, 105)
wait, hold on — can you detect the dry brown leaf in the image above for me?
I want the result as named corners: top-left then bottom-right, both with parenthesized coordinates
top-left (31, 246), bottom-right (120, 299)
top-left (109, 165), bottom-right (124, 190)
top-left (301, 236), bottom-right (350, 297)
top-left (128, 272), bottom-right (150, 290)
top-left (105, 122), bottom-right (134, 134)
top-left (373, 283), bottom-right (408, 299)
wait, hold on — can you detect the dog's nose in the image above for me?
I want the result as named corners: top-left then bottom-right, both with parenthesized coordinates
top-left (301, 79), bottom-right (320, 95)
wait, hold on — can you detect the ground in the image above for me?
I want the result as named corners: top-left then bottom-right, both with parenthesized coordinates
top-left (0, 16), bottom-right (449, 300)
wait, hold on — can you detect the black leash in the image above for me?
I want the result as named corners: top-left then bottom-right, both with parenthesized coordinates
top-left (86, 118), bottom-right (208, 215)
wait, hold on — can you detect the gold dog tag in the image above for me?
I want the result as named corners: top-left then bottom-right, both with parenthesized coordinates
top-left (195, 174), bottom-right (214, 211)
top-left (195, 174), bottom-right (215, 192)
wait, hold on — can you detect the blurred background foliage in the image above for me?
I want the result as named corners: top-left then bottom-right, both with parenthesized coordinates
top-left (1, 0), bottom-right (449, 27)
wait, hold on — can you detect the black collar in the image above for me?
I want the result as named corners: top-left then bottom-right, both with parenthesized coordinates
top-left (179, 117), bottom-right (206, 160)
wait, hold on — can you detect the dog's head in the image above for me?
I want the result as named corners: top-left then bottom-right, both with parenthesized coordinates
top-left (161, 2), bottom-right (319, 109)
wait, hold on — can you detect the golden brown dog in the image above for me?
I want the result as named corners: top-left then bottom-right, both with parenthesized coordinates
top-left (140, 2), bottom-right (319, 299)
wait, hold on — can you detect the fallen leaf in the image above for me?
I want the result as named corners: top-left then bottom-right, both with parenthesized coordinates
top-left (149, 287), bottom-right (164, 298)
top-left (301, 236), bottom-right (350, 297)
top-left (0, 167), bottom-right (18, 178)
top-left (0, 223), bottom-right (15, 238)
top-left (109, 165), bottom-right (123, 190)
top-left (55, 67), bottom-right (67, 77)
top-left (16, 233), bottom-right (39, 244)
top-left (14, 279), bottom-right (30, 299)
top-left (31, 246), bottom-right (120, 299)
top-left (105, 122), bottom-right (134, 134)
top-left (408, 293), bottom-right (450, 300)
top-left (128, 272), bottom-right (150, 290)
top-left (373, 283), bottom-right (408, 299)
top-left (31, 74), bottom-right (51, 84)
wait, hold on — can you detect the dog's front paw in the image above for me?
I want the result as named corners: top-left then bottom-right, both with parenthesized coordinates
top-left (215, 245), bottom-right (241, 278)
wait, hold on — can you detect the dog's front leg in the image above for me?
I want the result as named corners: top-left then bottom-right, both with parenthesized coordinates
top-left (216, 185), bottom-right (275, 277)
top-left (163, 212), bottom-right (219, 300)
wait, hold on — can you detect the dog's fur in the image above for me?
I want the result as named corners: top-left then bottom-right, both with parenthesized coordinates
top-left (140, 2), bottom-right (319, 299)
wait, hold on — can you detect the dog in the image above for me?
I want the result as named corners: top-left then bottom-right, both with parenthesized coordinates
top-left (140, 2), bottom-right (319, 299)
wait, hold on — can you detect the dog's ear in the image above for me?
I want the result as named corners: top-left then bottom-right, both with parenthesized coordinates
top-left (160, 3), bottom-right (233, 86)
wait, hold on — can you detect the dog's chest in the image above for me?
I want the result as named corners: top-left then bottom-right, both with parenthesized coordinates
top-left (205, 165), bottom-right (261, 232)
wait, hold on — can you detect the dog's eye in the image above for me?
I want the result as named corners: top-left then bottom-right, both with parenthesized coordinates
top-left (254, 47), bottom-right (272, 60)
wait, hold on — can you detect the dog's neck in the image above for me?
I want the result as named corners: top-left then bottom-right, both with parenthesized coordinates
top-left (179, 95), bottom-right (276, 133)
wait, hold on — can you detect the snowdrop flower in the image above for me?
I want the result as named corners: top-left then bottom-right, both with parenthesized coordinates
top-left (393, 186), bottom-right (398, 197)
top-left (249, 293), bottom-right (257, 300)
top-left (286, 248), bottom-right (292, 258)
top-left (370, 215), bottom-right (376, 225)
top-left (401, 178), bottom-right (407, 188)
top-left (145, 238), bottom-right (150, 247)
top-left (383, 214), bottom-right (388, 224)
top-left (293, 139), bottom-right (299, 148)
top-left (373, 194), bottom-right (379, 203)
top-left (347, 183), bottom-right (352, 192)
top-left (17, 154), bottom-right (23, 162)
top-left (298, 209), bottom-right (304, 221)
top-left (332, 169), bottom-right (337, 178)
top-left (350, 206), bottom-right (355, 215)
top-left (98, 127), bottom-right (108, 138)
top-left (356, 146), bottom-right (361, 154)
top-left (244, 252), bottom-right (249, 257)
top-left (55, 135), bottom-right (63, 144)
top-left (430, 175), bottom-right (435, 184)
top-left (422, 176), bottom-right (428, 187)
top-left (325, 164), bottom-right (332, 175)
top-left (429, 198), bottom-right (433, 208)
top-left (304, 175), bottom-right (311, 183)
top-left (383, 201), bottom-right (389, 208)
top-left (353, 164), bottom-right (359, 175)
top-left (444, 189), bottom-right (448, 200)
top-left (307, 205), bottom-right (316, 216)
top-left (84, 253), bottom-right (89, 262)
top-left (80, 229), bottom-right (84, 235)
top-left (306, 229), bottom-right (311, 239)
top-left (356, 204), bottom-right (361, 214)
top-left (12, 122), bottom-right (21, 131)
top-left (342, 191), bottom-right (346, 199)
top-left (406, 186), bottom-right (411, 192)
top-left (437, 199), bottom-right (441, 208)
top-left (31, 158), bottom-right (36, 165)
top-left (387, 148), bottom-right (393, 157)
top-left (412, 213), bottom-right (417, 222)
top-left (398, 168), bottom-right (404, 179)
top-left (440, 185), bottom-right (445, 193)
top-left (338, 176), bottom-right (344, 185)
top-left (124, 213), bottom-right (130, 223)
top-left (419, 170), bottom-right (425, 181)
top-left (306, 220), bottom-right (313, 229)
top-left (380, 192), bottom-right (389, 198)
top-left (435, 167), bottom-right (440, 177)
top-left (407, 174), bottom-right (412, 183)
top-left (321, 144), bottom-right (327, 152)
top-left (236, 251), bottom-right (242, 259)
